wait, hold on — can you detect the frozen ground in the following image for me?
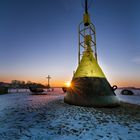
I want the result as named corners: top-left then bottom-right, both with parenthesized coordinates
top-left (0, 88), bottom-right (140, 140)
top-left (115, 89), bottom-right (140, 105)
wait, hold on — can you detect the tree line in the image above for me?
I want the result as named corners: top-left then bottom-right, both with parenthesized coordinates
top-left (0, 80), bottom-right (46, 89)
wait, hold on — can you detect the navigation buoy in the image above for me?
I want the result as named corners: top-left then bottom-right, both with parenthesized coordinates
top-left (64, 0), bottom-right (119, 107)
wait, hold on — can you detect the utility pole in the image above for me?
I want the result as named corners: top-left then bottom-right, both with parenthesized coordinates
top-left (46, 75), bottom-right (51, 89)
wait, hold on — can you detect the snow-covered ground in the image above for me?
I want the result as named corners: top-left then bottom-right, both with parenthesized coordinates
top-left (115, 89), bottom-right (140, 105)
top-left (0, 88), bottom-right (140, 140)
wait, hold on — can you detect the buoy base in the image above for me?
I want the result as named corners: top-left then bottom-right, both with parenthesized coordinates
top-left (64, 77), bottom-right (120, 107)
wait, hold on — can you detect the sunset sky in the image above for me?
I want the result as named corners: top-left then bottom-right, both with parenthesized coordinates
top-left (0, 0), bottom-right (140, 87)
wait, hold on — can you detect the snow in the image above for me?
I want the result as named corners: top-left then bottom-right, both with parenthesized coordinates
top-left (0, 88), bottom-right (140, 140)
top-left (115, 89), bottom-right (140, 105)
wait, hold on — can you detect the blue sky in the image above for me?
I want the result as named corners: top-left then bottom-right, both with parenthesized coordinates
top-left (0, 0), bottom-right (140, 87)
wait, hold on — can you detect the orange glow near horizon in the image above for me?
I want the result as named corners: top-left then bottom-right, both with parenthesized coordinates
top-left (1, 74), bottom-right (140, 88)
top-left (110, 77), bottom-right (140, 88)
top-left (0, 75), bottom-right (71, 87)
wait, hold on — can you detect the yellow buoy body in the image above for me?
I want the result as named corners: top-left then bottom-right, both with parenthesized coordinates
top-left (64, 36), bottom-right (119, 107)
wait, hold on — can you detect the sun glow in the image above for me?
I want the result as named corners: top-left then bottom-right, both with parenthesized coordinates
top-left (65, 81), bottom-right (71, 87)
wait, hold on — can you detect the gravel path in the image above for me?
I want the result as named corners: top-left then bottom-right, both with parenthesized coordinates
top-left (0, 90), bottom-right (140, 140)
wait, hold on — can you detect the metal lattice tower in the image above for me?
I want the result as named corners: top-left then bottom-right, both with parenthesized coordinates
top-left (78, 0), bottom-right (97, 65)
